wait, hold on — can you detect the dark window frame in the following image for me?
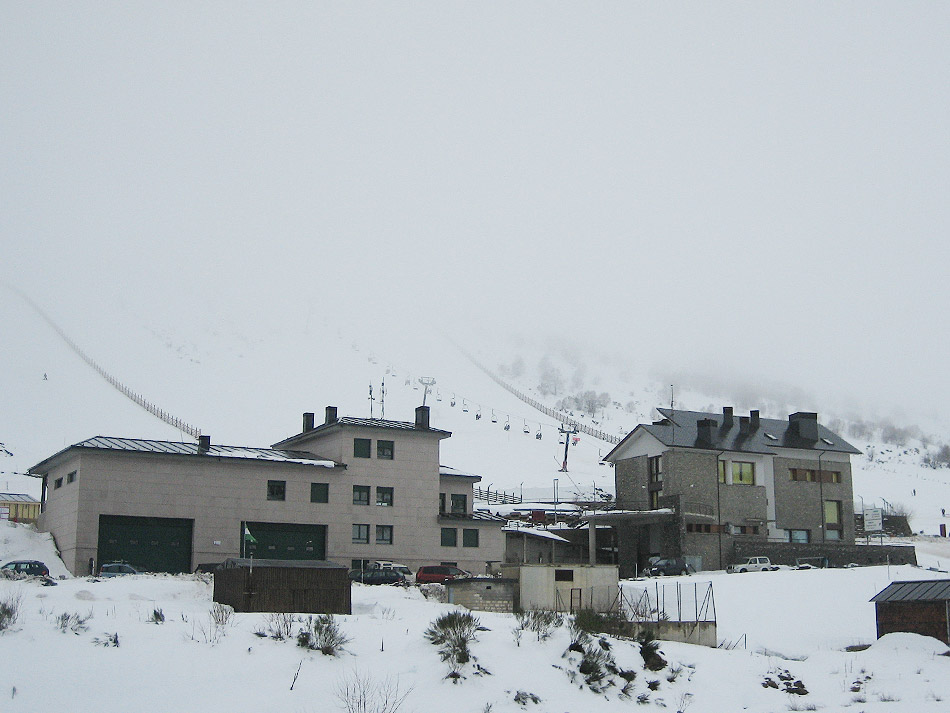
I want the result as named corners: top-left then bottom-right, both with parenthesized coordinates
top-left (353, 438), bottom-right (371, 458)
top-left (353, 485), bottom-right (370, 506)
top-left (66, 471), bottom-right (77, 484)
top-left (648, 455), bottom-right (663, 483)
top-left (310, 482), bottom-right (329, 503)
top-left (54, 477), bottom-right (63, 489)
top-left (441, 527), bottom-right (457, 547)
top-left (376, 524), bottom-right (394, 545)
top-left (450, 493), bottom-right (467, 514)
top-left (377, 440), bottom-right (395, 460)
top-left (462, 528), bottom-right (479, 547)
top-left (376, 486), bottom-right (394, 507)
top-left (267, 480), bottom-right (286, 501)
top-left (352, 523), bottom-right (370, 544)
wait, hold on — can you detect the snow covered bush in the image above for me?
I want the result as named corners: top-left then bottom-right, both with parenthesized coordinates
top-left (297, 614), bottom-right (350, 656)
top-left (257, 612), bottom-right (296, 640)
top-left (515, 608), bottom-right (563, 641)
top-left (0, 591), bottom-right (22, 631)
top-left (424, 611), bottom-right (484, 679)
top-left (54, 610), bottom-right (91, 634)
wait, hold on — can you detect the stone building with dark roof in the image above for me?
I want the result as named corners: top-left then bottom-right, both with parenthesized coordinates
top-left (29, 406), bottom-right (504, 576)
top-left (601, 407), bottom-right (914, 575)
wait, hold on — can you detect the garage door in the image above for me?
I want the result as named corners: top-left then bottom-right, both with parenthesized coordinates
top-left (97, 515), bottom-right (194, 574)
top-left (242, 521), bottom-right (326, 561)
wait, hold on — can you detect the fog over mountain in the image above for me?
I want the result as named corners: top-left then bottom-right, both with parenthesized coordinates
top-left (3, 4), bottom-right (949, 465)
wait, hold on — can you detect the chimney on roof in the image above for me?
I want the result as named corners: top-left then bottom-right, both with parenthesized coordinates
top-left (303, 412), bottom-right (315, 432)
top-left (697, 418), bottom-right (717, 444)
top-left (739, 416), bottom-right (750, 434)
top-left (750, 410), bottom-right (760, 430)
top-left (415, 405), bottom-right (430, 430)
top-left (198, 435), bottom-right (210, 451)
top-left (722, 406), bottom-right (734, 426)
top-left (325, 406), bottom-right (338, 425)
top-left (789, 412), bottom-right (819, 441)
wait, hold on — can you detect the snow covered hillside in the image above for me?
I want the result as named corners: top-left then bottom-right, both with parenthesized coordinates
top-left (3, 288), bottom-right (950, 539)
top-left (2, 521), bottom-right (949, 713)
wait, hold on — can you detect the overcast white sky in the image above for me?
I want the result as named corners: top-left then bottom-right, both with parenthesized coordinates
top-left (3, 3), bottom-right (949, 421)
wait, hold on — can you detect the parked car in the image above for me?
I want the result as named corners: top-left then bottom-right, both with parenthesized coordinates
top-left (727, 557), bottom-right (779, 573)
top-left (194, 562), bottom-right (223, 574)
top-left (641, 558), bottom-right (692, 577)
top-left (415, 565), bottom-right (470, 584)
top-left (369, 561), bottom-right (415, 583)
top-left (99, 562), bottom-right (144, 577)
top-left (348, 568), bottom-right (407, 585)
top-left (1, 560), bottom-right (50, 577)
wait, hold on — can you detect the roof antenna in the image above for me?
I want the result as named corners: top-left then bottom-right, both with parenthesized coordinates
top-left (670, 384), bottom-right (674, 410)
top-left (368, 382), bottom-right (375, 419)
top-left (380, 378), bottom-right (387, 419)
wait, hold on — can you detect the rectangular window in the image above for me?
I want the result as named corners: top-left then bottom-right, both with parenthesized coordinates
top-left (554, 569), bottom-right (574, 582)
top-left (353, 438), bottom-right (371, 458)
top-left (787, 529), bottom-right (810, 543)
top-left (439, 493), bottom-right (446, 513)
top-left (353, 485), bottom-right (370, 506)
top-left (824, 499), bottom-right (842, 525)
top-left (451, 493), bottom-right (467, 514)
top-left (351, 559), bottom-right (370, 570)
top-left (310, 483), bottom-right (329, 503)
top-left (54, 477), bottom-right (63, 489)
top-left (376, 525), bottom-right (393, 545)
top-left (824, 470), bottom-right (842, 484)
top-left (718, 461), bottom-right (726, 483)
top-left (267, 480), bottom-right (286, 501)
top-left (377, 440), bottom-right (395, 460)
top-left (825, 529), bottom-right (841, 541)
top-left (67, 471), bottom-right (77, 484)
top-left (735, 525), bottom-right (759, 535)
top-left (650, 490), bottom-right (659, 509)
top-left (441, 527), bottom-right (457, 547)
top-left (790, 469), bottom-right (817, 482)
top-left (462, 528), bottom-right (479, 547)
top-left (376, 487), bottom-right (394, 507)
top-left (732, 461), bottom-right (755, 485)
top-left (352, 524), bottom-right (369, 544)
top-left (649, 455), bottom-right (663, 483)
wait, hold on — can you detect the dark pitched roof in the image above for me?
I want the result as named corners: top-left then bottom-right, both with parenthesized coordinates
top-left (28, 436), bottom-right (338, 475)
top-left (605, 407), bottom-right (861, 460)
top-left (273, 416), bottom-right (450, 449)
top-left (870, 579), bottom-right (950, 603)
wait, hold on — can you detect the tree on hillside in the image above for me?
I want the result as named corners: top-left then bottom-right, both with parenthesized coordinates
top-left (538, 356), bottom-right (563, 396)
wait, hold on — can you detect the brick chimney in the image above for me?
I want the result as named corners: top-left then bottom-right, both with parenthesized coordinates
top-left (302, 412), bottom-right (315, 431)
top-left (789, 412), bottom-right (819, 441)
top-left (739, 416), bottom-right (750, 434)
top-left (722, 406), bottom-right (734, 426)
top-left (750, 410), bottom-right (760, 430)
top-left (697, 418), bottom-right (717, 444)
top-left (198, 434), bottom-right (211, 451)
top-left (325, 406), bottom-right (338, 425)
top-left (415, 405), bottom-right (430, 430)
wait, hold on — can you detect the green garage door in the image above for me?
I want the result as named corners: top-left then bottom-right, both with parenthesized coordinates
top-left (98, 515), bottom-right (194, 574)
top-left (242, 521), bottom-right (326, 561)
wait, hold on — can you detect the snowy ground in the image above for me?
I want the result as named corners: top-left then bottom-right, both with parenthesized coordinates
top-left (2, 521), bottom-right (949, 713)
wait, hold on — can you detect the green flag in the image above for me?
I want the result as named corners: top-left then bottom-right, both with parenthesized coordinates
top-left (243, 525), bottom-right (257, 544)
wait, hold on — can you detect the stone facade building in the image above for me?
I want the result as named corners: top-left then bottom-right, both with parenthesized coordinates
top-left (30, 406), bottom-right (504, 576)
top-left (602, 407), bottom-right (878, 576)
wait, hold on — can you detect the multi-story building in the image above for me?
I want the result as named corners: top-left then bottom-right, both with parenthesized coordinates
top-left (601, 407), bottom-right (874, 575)
top-left (30, 405), bottom-right (504, 576)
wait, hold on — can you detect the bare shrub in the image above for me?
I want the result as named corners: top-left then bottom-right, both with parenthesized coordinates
top-left (515, 609), bottom-right (563, 641)
top-left (260, 612), bottom-right (296, 640)
top-left (210, 603), bottom-right (233, 627)
top-left (335, 670), bottom-right (412, 713)
top-left (54, 611), bottom-right (91, 634)
top-left (150, 608), bottom-right (165, 624)
top-left (0, 592), bottom-right (22, 631)
top-left (424, 611), bottom-right (483, 679)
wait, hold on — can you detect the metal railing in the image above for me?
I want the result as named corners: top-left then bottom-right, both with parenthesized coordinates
top-left (473, 486), bottom-right (522, 505)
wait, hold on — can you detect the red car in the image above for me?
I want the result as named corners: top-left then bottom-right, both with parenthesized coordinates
top-left (415, 565), bottom-right (470, 584)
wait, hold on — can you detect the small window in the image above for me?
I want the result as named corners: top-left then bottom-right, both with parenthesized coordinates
top-left (377, 440), bottom-right (395, 460)
top-left (267, 480), bottom-right (286, 501)
top-left (353, 485), bottom-right (370, 506)
top-left (351, 559), bottom-right (370, 570)
top-left (790, 469), bottom-right (817, 482)
top-left (352, 524), bottom-right (369, 544)
top-left (67, 471), bottom-right (77, 484)
top-left (439, 493), bottom-right (446, 513)
top-left (462, 528), bottom-right (479, 547)
top-left (787, 529), bottom-right (810, 543)
top-left (451, 493), bottom-right (467, 514)
top-left (376, 487), bottom-right (394, 507)
top-left (54, 478), bottom-right (63, 489)
top-left (649, 455), bottom-right (663, 483)
top-left (376, 525), bottom-right (393, 545)
top-left (353, 438), bottom-right (371, 458)
top-left (650, 490), bottom-right (659, 509)
top-left (554, 569), bottom-right (574, 581)
top-left (311, 483), bottom-right (329, 503)
top-left (732, 461), bottom-right (755, 485)
top-left (441, 527), bottom-right (457, 547)
top-left (824, 470), bottom-right (841, 484)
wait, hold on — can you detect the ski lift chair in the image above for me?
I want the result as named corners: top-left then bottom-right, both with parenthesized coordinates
top-left (504, 418), bottom-right (510, 431)
top-left (535, 428), bottom-right (542, 440)
top-left (491, 410), bottom-right (497, 424)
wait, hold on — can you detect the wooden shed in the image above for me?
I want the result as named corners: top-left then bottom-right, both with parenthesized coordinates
top-left (870, 579), bottom-right (950, 645)
top-left (213, 558), bottom-right (351, 614)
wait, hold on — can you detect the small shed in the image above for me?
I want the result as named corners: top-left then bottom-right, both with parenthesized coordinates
top-left (213, 558), bottom-right (351, 614)
top-left (500, 564), bottom-right (620, 613)
top-left (870, 579), bottom-right (950, 645)
top-left (446, 577), bottom-right (517, 613)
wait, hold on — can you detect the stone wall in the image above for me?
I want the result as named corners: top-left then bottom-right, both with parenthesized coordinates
top-left (446, 578), bottom-right (516, 613)
top-left (734, 540), bottom-right (917, 568)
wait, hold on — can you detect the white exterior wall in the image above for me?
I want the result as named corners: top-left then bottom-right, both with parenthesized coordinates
top-left (505, 564), bottom-right (620, 613)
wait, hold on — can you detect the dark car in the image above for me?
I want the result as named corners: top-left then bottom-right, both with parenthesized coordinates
top-left (641, 558), bottom-right (692, 577)
top-left (194, 562), bottom-right (223, 574)
top-left (415, 565), bottom-right (470, 584)
top-left (348, 568), bottom-right (407, 585)
top-left (98, 562), bottom-right (144, 577)
top-left (1, 560), bottom-right (50, 577)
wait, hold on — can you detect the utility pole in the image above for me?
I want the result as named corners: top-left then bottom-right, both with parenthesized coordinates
top-left (380, 378), bottom-right (387, 419)
top-left (368, 383), bottom-right (375, 419)
top-left (418, 377), bottom-right (436, 406)
top-left (558, 423), bottom-right (578, 472)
